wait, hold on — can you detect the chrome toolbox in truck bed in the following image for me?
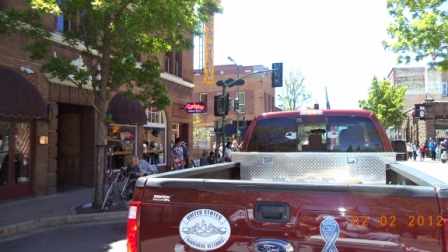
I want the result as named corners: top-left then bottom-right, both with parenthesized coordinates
top-left (233, 152), bottom-right (396, 184)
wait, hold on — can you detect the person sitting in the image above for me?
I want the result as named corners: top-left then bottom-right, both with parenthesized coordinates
top-left (207, 151), bottom-right (216, 164)
top-left (200, 150), bottom-right (210, 166)
top-left (130, 155), bottom-right (158, 177)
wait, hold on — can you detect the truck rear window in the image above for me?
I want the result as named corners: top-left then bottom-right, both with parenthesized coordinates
top-left (247, 116), bottom-right (384, 152)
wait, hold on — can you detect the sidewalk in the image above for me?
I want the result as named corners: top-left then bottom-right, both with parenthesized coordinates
top-left (399, 157), bottom-right (448, 184)
top-left (0, 186), bottom-right (128, 238)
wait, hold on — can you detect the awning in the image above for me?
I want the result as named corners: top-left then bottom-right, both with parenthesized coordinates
top-left (0, 67), bottom-right (46, 119)
top-left (108, 93), bottom-right (147, 124)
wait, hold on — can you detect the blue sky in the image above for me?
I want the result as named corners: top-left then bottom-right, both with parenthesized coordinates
top-left (194, 0), bottom-right (426, 109)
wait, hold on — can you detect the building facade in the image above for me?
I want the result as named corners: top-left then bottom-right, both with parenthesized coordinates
top-left (388, 67), bottom-right (448, 146)
top-left (192, 64), bottom-right (276, 153)
top-left (0, 1), bottom-right (194, 201)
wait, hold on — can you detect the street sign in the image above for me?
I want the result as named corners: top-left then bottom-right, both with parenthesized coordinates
top-left (227, 79), bottom-right (245, 87)
top-left (216, 78), bottom-right (234, 86)
top-left (216, 78), bottom-right (245, 87)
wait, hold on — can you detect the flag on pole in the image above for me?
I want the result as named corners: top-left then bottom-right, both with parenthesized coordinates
top-left (16, 123), bottom-right (30, 158)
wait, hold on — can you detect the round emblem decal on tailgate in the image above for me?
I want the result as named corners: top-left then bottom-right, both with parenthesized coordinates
top-left (179, 209), bottom-right (231, 251)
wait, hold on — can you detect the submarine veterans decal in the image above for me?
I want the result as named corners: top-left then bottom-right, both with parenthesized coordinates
top-left (179, 209), bottom-right (231, 251)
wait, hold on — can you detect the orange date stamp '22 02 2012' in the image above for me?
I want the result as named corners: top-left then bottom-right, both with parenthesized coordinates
top-left (350, 215), bottom-right (444, 227)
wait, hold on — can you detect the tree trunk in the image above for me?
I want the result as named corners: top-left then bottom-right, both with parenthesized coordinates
top-left (92, 103), bottom-right (108, 209)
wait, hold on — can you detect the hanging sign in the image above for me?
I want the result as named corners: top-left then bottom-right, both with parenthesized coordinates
top-left (184, 102), bottom-right (206, 113)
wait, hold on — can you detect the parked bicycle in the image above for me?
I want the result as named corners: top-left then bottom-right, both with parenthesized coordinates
top-left (101, 167), bottom-right (136, 211)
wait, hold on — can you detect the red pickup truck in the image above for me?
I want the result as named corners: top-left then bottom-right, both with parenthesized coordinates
top-left (127, 109), bottom-right (448, 252)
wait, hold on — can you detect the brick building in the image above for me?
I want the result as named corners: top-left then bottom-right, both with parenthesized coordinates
top-left (0, 1), bottom-right (195, 201)
top-left (192, 64), bottom-right (276, 151)
top-left (388, 67), bottom-right (448, 146)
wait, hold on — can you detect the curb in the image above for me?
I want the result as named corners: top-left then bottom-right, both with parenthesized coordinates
top-left (0, 211), bottom-right (128, 238)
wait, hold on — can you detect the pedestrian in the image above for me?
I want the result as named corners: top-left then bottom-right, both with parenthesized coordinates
top-left (429, 139), bottom-right (436, 161)
top-left (436, 144), bottom-right (441, 162)
top-left (182, 142), bottom-right (189, 168)
top-left (412, 143), bottom-right (417, 161)
top-left (171, 138), bottom-right (185, 170)
top-left (231, 140), bottom-right (239, 152)
top-left (406, 142), bottom-right (412, 161)
top-left (419, 143), bottom-right (425, 161)
top-left (199, 150), bottom-right (209, 166)
top-left (223, 141), bottom-right (232, 162)
top-left (207, 151), bottom-right (216, 164)
top-left (218, 142), bottom-right (223, 160)
top-left (424, 138), bottom-right (430, 160)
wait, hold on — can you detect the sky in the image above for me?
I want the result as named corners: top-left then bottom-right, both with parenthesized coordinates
top-left (194, 0), bottom-right (426, 109)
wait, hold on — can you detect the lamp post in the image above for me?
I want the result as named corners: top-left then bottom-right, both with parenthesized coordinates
top-left (228, 56), bottom-right (240, 143)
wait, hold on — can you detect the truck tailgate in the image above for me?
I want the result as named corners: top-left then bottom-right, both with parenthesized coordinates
top-left (136, 179), bottom-right (445, 252)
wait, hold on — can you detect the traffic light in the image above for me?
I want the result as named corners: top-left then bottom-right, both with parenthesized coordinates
top-left (272, 62), bottom-right (283, 88)
top-left (214, 93), bottom-right (229, 116)
top-left (234, 97), bottom-right (239, 111)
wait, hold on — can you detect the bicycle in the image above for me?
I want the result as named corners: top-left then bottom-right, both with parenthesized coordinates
top-left (101, 167), bottom-right (137, 211)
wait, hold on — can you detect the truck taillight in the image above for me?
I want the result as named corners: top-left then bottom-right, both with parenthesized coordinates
top-left (127, 201), bottom-right (141, 252)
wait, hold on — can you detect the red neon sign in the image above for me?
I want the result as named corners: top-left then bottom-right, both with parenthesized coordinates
top-left (184, 102), bottom-right (206, 113)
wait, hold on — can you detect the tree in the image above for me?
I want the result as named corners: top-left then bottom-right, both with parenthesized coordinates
top-left (383, 0), bottom-right (448, 70)
top-left (277, 68), bottom-right (312, 111)
top-left (358, 77), bottom-right (408, 130)
top-left (192, 114), bottom-right (210, 149)
top-left (0, 0), bottom-right (221, 208)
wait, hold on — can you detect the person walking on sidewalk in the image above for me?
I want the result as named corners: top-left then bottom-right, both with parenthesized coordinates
top-left (436, 144), bottom-right (442, 162)
top-left (429, 139), bottom-right (437, 161)
top-left (412, 143), bottom-right (418, 161)
top-left (419, 143), bottom-right (425, 161)
top-left (407, 142), bottom-right (413, 161)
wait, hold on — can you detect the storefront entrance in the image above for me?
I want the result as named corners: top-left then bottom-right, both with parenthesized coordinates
top-left (0, 120), bottom-right (34, 200)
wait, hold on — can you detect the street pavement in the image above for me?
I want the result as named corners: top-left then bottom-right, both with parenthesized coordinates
top-left (0, 186), bottom-right (128, 239)
top-left (0, 157), bottom-right (447, 239)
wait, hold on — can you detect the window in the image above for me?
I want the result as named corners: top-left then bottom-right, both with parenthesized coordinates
top-left (175, 52), bottom-right (182, 77)
top-left (247, 116), bottom-right (383, 152)
top-left (147, 107), bottom-right (163, 124)
top-left (164, 56), bottom-right (170, 73)
top-left (238, 92), bottom-right (245, 113)
top-left (443, 82), bottom-right (447, 97)
top-left (56, 13), bottom-right (72, 32)
top-left (200, 93), bottom-right (208, 113)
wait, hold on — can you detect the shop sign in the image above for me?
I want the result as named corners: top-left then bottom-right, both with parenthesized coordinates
top-left (184, 102), bottom-right (206, 113)
top-left (120, 129), bottom-right (135, 141)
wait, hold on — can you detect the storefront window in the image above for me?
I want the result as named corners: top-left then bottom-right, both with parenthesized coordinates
top-left (107, 124), bottom-right (136, 169)
top-left (144, 108), bottom-right (166, 166)
top-left (143, 127), bottom-right (165, 165)
top-left (0, 122), bottom-right (31, 186)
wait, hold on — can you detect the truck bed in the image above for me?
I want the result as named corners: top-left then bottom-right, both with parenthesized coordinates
top-left (132, 153), bottom-right (448, 252)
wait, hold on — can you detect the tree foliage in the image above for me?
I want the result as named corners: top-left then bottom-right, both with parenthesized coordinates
top-left (358, 77), bottom-right (408, 129)
top-left (383, 0), bottom-right (448, 71)
top-left (0, 0), bottom-right (221, 207)
top-left (277, 68), bottom-right (312, 111)
top-left (193, 114), bottom-right (210, 148)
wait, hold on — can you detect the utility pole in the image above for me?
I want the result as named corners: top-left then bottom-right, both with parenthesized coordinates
top-left (228, 56), bottom-right (240, 143)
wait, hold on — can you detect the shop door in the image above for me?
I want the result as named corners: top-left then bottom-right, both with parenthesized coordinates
top-left (0, 121), bottom-right (33, 200)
